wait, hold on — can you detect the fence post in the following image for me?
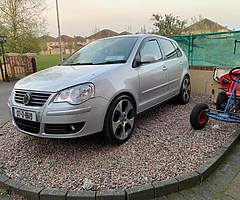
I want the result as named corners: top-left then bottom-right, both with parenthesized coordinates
top-left (31, 57), bottom-right (37, 73)
top-left (1, 42), bottom-right (9, 82)
top-left (0, 58), bottom-right (4, 81)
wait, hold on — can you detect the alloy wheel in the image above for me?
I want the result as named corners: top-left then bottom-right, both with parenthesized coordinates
top-left (182, 78), bottom-right (191, 102)
top-left (112, 99), bottom-right (135, 141)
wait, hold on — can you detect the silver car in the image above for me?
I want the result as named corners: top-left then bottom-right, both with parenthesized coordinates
top-left (8, 34), bottom-right (191, 144)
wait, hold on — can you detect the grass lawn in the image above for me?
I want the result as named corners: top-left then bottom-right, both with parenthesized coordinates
top-left (36, 54), bottom-right (70, 71)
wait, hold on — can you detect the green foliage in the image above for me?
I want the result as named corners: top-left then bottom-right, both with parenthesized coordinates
top-left (0, 0), bottom-right (46, 54)
top-left (152, 14), bottom-right (187, 36)
top-left (5, 33), bottom-right (41, 54)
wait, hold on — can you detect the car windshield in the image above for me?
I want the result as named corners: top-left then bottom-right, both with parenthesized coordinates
top-left (62, 37), bottom-right (138, 66)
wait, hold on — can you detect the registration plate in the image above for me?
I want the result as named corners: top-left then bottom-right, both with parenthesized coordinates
top-left (14, 108), bottom-right (37, 122)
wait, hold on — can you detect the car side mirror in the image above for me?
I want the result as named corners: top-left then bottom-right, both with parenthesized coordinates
top-left (133, 54), bottom-right (156, 68)
top-left (141, 55), bottom-right (156, 64)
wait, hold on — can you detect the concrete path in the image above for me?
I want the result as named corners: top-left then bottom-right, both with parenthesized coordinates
top-left (0, 82), bottom-right (14, 127)
top-left (158, 142), bottom-right (240, 200)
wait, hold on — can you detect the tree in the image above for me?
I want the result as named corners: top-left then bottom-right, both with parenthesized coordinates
top-left (0, 0), bottom-right (47, 53)
top-left (152, 14), bottom-right (187, 36)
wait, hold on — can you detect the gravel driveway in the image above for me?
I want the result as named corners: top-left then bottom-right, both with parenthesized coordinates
top-left (0, 96), bottom-right (237, 191)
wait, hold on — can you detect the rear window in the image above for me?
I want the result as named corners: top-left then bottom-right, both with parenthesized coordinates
top-left (158, 39), bottom-right (178, 59)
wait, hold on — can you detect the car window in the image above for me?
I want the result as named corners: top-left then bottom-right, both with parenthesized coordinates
top-left (159, 39), bottom-right (178, 60)
top-left (140, 40), bottom-right (162, 61)
top-left (62, 37), bottom-right (138, 65)
top-left (171, 41), bottom-right (182, 57)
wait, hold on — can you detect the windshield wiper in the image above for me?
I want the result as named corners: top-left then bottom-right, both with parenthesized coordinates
top-left (63, 60), bottom-right (126, 66)
top-left (94, 60), bottom-right (127, 65)
top-left (64, 62), bottom-right (94, 66)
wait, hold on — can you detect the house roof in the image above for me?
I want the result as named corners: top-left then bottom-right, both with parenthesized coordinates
top-left (119, 31), bottom-right (132, 35)
top-left (183, 18), bottom-right (230, 34)
top-left (74, 35), bottom-right (86, 42)
top-left (39, 35), bottom-right (57, 42)
top-left (56, 35), bottom-right (73, 42)
top-left (86, 29), bottom-right (119, 40)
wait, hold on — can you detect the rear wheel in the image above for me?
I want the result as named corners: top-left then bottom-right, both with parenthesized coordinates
top-left (190, 103), bottom-right (209, 130)
top-left (104, 95), bottom-right (136, 144)
top-left (177, 76), bottom-right (191, 105)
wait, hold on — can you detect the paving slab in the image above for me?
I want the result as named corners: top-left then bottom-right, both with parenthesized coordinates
top-left (0, 82), bottom-right (14, 125)
top-left (224, 173), bottom-right (240, 200)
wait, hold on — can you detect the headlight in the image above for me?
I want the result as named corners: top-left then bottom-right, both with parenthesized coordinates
top-left (54, 83), bottom-right (95, 105)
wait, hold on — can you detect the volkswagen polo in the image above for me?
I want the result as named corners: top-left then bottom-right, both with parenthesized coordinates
top-left (8, 34), bottom-right (191, 144)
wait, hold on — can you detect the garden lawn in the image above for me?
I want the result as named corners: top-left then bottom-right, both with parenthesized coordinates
top-left (36, 54), bottom-right (69, 71)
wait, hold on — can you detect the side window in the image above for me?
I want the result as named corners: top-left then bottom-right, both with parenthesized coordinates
top-left (140, 40), bottom-right (162, 61)
top-left (172, 41), bottom-right (182, 57)
top-left (159, 39), bottom-right (178, 59)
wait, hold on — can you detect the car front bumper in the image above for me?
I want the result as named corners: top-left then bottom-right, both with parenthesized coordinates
top-left (9, 91), bottom-right (109, 139)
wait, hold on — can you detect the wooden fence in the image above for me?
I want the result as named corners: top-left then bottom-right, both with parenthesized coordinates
top-left (0, 53), bottom-right (36, 81)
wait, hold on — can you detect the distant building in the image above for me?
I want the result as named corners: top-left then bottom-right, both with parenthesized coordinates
top-left (86, 29), bottom-right (119, 43)
top-left (74, 36), bottom-right (87, 49)
top-left (182, 18), bottom-right (230, 35)
top-left (39, 29), bottom-right (131, 55)
top-left (40, 35), bottom-right (86, 55)
top-left (118, 31), bottom-right (132, 36)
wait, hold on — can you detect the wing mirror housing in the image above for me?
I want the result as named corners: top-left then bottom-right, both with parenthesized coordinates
top-left (133, 55), bottom-right (156, 68)
top-left (141, 55), bottom-right (156, 63)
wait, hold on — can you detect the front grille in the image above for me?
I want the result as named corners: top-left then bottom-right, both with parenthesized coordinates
top-left (14, 118), bottom-right (40, 134)
top-left (45, 122), bottom-right (85, 134)
top-left (15, 90), bottom-right (51, 107)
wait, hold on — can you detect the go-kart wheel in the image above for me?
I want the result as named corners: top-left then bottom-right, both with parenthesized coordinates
top-left (229, 67), bottom-right (240, 82)
top-left (190, 103), bottom-right (209, 130)
top-left (216, 92), bottom-right (228, 111)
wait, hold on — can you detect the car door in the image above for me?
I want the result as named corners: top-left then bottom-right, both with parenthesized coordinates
top-left (158, 38), bottom-right (184, 97)
top-left (137, 38), bottom-right (169, 112)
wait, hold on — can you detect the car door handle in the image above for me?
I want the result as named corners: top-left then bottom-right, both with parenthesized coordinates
top-left (179, 61), bottom-right (183, 65)
top-left (162, 66), bottom-right (168, 71)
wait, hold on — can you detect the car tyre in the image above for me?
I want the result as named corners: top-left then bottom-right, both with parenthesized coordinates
top-left (104, 95), bottom-right (136, 144)
top-left (190, 103), bottom-right (209, 130)
top-left (177, 75), bottom-right (191, 105)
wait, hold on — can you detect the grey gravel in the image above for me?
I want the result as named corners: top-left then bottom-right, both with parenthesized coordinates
top-left (0, 96), bottom-right (237, 191)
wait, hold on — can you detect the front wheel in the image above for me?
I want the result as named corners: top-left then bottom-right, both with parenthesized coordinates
top-left (190, 103), bottom-right (209, 130)
top-left (104, 95), bottom-right (136, 144)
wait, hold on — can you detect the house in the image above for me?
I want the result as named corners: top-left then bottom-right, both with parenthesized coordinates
top-left (39, 29), bottom-right (131, 55)
top-left (74, 36), bottom-right (87, 49)
top-left (40, 35), bottom-right (86, 55)
top-left (182, 18), bottom-right (230, 35)
top-left (119, 31), bottom-right (132, 35)
top-left (39, 35), bottom-right (58, 55)
top-left (86, 29), bottom-right (119, 43)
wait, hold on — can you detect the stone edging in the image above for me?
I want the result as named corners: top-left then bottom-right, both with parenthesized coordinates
top-left (0, 130), bottom-right (239, 200)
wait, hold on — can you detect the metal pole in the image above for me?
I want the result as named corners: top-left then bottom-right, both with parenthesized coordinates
top-left (56, 0), bottom-right (63, 62)
top-left (1, 42), bottom-right (9, 82)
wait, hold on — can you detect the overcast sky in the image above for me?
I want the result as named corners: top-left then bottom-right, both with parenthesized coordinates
top-left (45, 0), bottom-right (240, 37)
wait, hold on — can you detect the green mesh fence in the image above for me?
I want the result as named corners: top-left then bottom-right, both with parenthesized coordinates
top-left (170, 31), bottom-right (240, 67)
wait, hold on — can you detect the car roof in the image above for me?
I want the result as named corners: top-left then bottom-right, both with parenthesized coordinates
top-left (100, 34), bottom-right (173, 41)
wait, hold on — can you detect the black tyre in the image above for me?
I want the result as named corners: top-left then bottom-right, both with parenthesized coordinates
top-left (104, 95), bottom-right (136, 144)
top-left (216, 91), bottom-right (228, 111)
top-left (190, 103), bottom-right (209, 130)
top-left (177, 75), bottom-right (191, 105)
